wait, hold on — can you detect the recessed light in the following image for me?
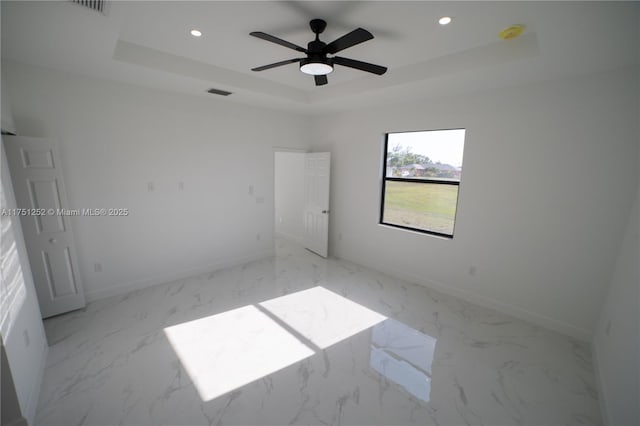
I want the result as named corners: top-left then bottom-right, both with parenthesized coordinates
top-left (190, 29), bottom-right (202, 37)
top-left (438, 16), bottom-right (452, 26)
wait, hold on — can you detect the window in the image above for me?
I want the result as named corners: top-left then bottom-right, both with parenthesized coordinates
top-left (380, 129), bottom-right (465, 238)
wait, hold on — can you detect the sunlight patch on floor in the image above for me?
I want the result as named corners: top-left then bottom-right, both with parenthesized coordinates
top-left (164, 286), bottom-right (388, 402)
top-left (164, 304), bottom-right (314, 402)
top-left (259, 286), bottom-right (388, 349)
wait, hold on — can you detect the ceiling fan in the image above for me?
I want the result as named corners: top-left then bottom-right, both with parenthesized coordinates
top-left (250, 19), bottom-right (387, 86)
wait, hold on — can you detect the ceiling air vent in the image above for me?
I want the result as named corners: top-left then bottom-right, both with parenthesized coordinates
top-left (207, 88), bottom-right (232, 97)
top-left (71, 0), bottom-right (107, 14)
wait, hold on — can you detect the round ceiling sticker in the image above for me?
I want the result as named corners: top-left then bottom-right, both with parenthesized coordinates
top-left (499, 24), bottom-right (525, 40)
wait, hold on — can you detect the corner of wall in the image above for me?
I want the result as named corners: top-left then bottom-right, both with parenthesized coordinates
top-left (591, 185), bottom-right (639, 426)
top-left (591, 342), bottom-right (611, 426)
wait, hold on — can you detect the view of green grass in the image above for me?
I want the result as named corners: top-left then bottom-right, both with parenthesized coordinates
top-left (382, 181), bottom-right (459, 235)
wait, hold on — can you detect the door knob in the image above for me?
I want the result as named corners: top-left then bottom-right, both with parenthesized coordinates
top-left (49, 238), bottom-right (57, 244)
top-left (322, 210), bottom-right (330, 214)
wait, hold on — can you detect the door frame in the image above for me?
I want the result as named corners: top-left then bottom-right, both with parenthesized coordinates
top-left (273, 147), bottom-right (307, 248)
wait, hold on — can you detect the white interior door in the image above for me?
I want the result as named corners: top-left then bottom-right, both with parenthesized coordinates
top-left (3, 136), bottom-right (86, 318)
top-left (303, 152), bottom-right (330, 258)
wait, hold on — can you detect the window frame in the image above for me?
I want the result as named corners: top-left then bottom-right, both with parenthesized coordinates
top-left (379, 129), bottom-right (464, 239)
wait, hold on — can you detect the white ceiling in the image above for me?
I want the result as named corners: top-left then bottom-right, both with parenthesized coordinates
top-left (2, 1), bottom-right (638, 113)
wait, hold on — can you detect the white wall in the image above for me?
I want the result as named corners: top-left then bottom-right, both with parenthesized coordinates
top-left (2, 72), bottom-right (17, 134)
top-left (274, 152), bottom-right (305, 243)
top-left (1, 2), bottom-right (17, 135)
top-left (3, 61), bottom-right (311, 301)
top-left (1, 141), bottom-right (48, 426)
top-left (311, 66), bottom-right (639, 340)
top-left (592, 186), bottom-right (639, 426)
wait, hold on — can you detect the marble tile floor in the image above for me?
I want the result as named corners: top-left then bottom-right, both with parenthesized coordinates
top-left (36, 239), bottom-right (601, 426)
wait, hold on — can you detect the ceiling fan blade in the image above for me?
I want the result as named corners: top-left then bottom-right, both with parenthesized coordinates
top-left (324, 28), bottom-right (373, 54)
top-left (333, 56), bottom-right (387, 75)
top-left (315, 75), bottom-right (328, 86)
top-left (251, 58), bottom-right (302, 72)
top-left (250, 32), bottom-right (307, 53)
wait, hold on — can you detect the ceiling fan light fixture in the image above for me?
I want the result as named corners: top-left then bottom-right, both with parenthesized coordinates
top-left (251, 19), bottom-right (386, 85)
top-left (300, 58), bottom-right (333, 75)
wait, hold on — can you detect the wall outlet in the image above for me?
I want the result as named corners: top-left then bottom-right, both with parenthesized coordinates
top-left (23, 329), bottom-right (30, 347)
top-left (338, 232), bottom-right (343, 241)
top-left (178, 181), bottom-right (184, 190)
top-left (147, 182), bottom-right (155, 192)
top-left (248, 185), bottom-right (254, 195)
top-left (94, 263), bottom-right (102, 273)
top-left (256, 233), bottom-right (261, 241)
top-left (468, 266), bottom-right (477, 276)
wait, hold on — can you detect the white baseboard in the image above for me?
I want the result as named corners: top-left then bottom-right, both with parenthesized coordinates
top-left (84, 249), bottom-right (275, 303)
top-left (84, 243), bottom-right (591, 340)
top-left (275, 231), bottom-right (303, 246)
top-left (24, 341), bottom-right (48, 426)
top-left (335, 250), bottom-right (592, 342)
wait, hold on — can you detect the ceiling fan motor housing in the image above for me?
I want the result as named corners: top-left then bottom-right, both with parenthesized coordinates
top-left (307, 39), bottom-right (327, 54)
top-left (302, 36), bottom-right (332, 75)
